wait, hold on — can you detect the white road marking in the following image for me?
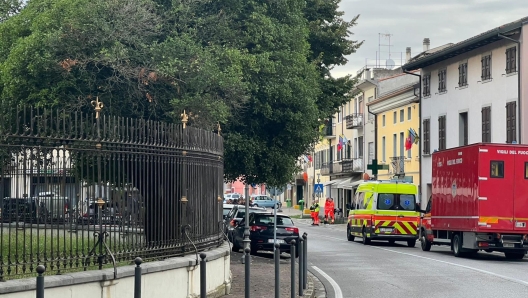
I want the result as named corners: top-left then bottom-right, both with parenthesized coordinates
top-left (311, 265), bottom-right (343, 298)
top-left (372, 246), bottom-right (528, 287)
top-left (311, 233), bottom-right (528, 287)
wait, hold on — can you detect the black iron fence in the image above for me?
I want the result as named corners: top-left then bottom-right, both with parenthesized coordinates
top-left (0, 105), bottom-right (224, 279)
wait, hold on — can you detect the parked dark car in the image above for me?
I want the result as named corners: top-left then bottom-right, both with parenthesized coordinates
top-left (223, 205), bottom-right (266, 240)
top-left (231, 212), bottom-right (300, 257)
top-left (77, 201), bottom-right (121, 225)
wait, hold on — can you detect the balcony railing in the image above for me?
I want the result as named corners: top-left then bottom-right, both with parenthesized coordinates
top-left (323, 125), bottom-right (336, 138)
top-left (346, 114), bottom-right (363, 129)
top-left (321, 162), bottom-right (342, 175)
top-left (390, 156), bottom-right (405, 176)
top-left (341, 158), bottom-right (364, 173)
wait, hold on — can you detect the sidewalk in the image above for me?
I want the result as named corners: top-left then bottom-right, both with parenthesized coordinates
top-left (226, 251), bottom-right (326, 298)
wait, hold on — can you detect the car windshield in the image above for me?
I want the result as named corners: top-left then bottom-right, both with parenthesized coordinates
top-left (377, 193), bottom-right (416, 211)
top-left (253, 215), bottom-right (294, 226)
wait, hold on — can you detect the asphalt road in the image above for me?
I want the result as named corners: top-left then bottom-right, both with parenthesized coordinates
top-left (297, 220), bottom-right (528, 298)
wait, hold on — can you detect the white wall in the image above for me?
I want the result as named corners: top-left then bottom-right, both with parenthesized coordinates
top-left (420, 39), bottom-right (519, 204)
top-left (0, 243), bottom-right (231, 298)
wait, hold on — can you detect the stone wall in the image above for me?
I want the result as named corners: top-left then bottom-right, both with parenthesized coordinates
top-left (0, 243), bottom-right (231, 298)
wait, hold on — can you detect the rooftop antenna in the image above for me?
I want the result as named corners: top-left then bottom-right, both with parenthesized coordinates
top-left (378, 33), bottom-right (394, 69)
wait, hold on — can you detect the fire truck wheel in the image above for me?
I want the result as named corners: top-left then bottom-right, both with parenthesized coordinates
top-left (347, 225), bottom-right (355, 241)
top-left (504, 252), bottom-right (525, 260)
top-left (452, 234), bottom-right (464, 257)
top-left (362, 228), bottom-right (371, 245)
top-left (407, 240), bottom-right (416, 247)
top-left (421, 234), bottom-right (432, 251)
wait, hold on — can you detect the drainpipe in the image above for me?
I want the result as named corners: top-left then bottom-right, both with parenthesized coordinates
top-left (498, 33), bottom-right (521, 143)
top-left (403, 70), bottom-right (422, 205)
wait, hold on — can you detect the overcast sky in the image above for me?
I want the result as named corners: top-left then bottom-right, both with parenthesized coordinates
top-left (331, 0), bottom-right (528, 78)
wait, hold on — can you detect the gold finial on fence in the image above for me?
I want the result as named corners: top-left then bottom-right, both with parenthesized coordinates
top-left (181, 110), bottom-right (189, 128)
top-left (217, 122), bottom-right (221, 136)
top-left (91, 97), bottom-right (104, 119)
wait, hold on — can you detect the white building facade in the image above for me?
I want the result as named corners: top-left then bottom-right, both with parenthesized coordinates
top-left (403, 18), bottom-right (527, 206)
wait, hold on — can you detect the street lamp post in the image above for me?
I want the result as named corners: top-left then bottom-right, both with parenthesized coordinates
top-left (317, 173), bottom-right (321, 200)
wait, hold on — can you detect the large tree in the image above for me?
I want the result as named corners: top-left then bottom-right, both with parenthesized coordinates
top-left (0, 0), bottom-right (361, 187)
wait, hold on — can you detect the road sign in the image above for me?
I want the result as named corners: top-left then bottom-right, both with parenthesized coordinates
top-left (367, 159), bottom-right (389, 176)
top-left (268, 186), bottom-right (286, 196)
top-left (314, 184), bottom-right (324, 194)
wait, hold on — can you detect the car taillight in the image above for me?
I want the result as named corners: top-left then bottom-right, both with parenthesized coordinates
top-left (286, 227), bottom-right (299, 234)
top-left (250, 226), bottom-right (267, 232)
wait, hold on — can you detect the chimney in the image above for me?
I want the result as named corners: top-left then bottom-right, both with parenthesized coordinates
top-left (364, 68), bottom-right (371, 80)
top-left (406, 47), bottom-right (411, 63)
top-left (423, 38), bottom-right (430, 52)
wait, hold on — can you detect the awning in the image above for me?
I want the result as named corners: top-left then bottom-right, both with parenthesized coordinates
top-left (332, 178), bottom-right (363, 190)
top-left (322, 180), bottom-right (337, 186)
top-left (330, 177), bottom-right (352, 189)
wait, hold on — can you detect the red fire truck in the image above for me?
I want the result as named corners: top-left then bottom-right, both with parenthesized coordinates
top-left (419, 143), bottom-right (528, 259)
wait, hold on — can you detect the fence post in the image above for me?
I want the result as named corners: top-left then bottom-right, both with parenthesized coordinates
top-left (274, 243), bottom-right (280, 298)
top-left (36, 265), bottom-right (45, 298)
top-left (200, 253), bottom-right (207, 298)
top-left (303, 233), bottom-right (308, 289)
top-left (134, 257), bottom-right (142, 298)
top-left (298, 238), bottom-right (304, 297)
top-left (244, 247), bottom-right (251, 298)
top-left (290, 240), bottom-right (296, 298)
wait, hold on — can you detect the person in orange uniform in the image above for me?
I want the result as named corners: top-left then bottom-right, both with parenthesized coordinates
top-left (324, 198), bottom-right (331, 224)
top-left (328, 198), bottom-right (335, 224)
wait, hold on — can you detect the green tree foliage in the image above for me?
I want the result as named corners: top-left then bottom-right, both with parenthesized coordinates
top-left (0, 0), bottom-right (361, 186)
top-left (304, 0), bottom-right (363, 118)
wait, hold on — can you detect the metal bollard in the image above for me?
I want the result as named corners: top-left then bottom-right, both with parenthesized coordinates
top-left (298, 238), bottom-right (304, 296)
top-left (200, 253), bottom-right (207, 298)
top-left (303, 233), bottom-right (308, 289)
top-left (134, 257), bottom-right (143, 298)
top-left (274, 243), bottom-right (280, 298)
top-left (36, 265), bottom-right (45, 298)
top-left (290, 240), bottom-right (296, 298)
top-left (244, 247), bottom-right (251, 298)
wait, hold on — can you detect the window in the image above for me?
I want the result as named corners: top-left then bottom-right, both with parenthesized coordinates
top-left (377, 194), bottom-right (416, 211)
top-left (482, 107), bottom-right (491, 142)
top-left (399, 132), bottom-right (404, 157)
top-left (368, 142), bottom-right (374, 164)
top-left (382, 136), bottom-right (386, 161)
top-left (438, 69), bottom-right (446, 92)
top-left (525, 162), bottom-right (528, 179)
top-left (458, 62), bottom-right (468, 87)
top-left (506, 47), bottom-right (517, 74)
top-left (338, 107), bottom-right (342, 122)
top-left (459, 112), bottom-right (468, 146)
top-left (358, 136), bottom-right (364, 158)
top-left (346, 143), bottom-right (351, 159)
top-left (407, 107), bottom-right (411, 120)
top-left (400, 109), bottom-right (404, 122)
top-left (506, 101), bottom-right (517, 143)
top-left (393, 111), bottom-right (397, 124)
top-left (382, 115), bottom-right (386, 126)
top-left (490, 161), bottom-right (504, 178)
top-left (481, 54), bottom-right (492, 80)
top-left (393, 134), bottom-right (397, 157)
top-left (423, 119), bottom-right (430, 155)
top-left (423, 74), bottom-right (431, 97)
top-left (438, 116), bottom-right (446, 150)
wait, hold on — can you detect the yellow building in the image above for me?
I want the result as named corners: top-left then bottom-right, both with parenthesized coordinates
top-left (366, 72), bottom-right (421, 185)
